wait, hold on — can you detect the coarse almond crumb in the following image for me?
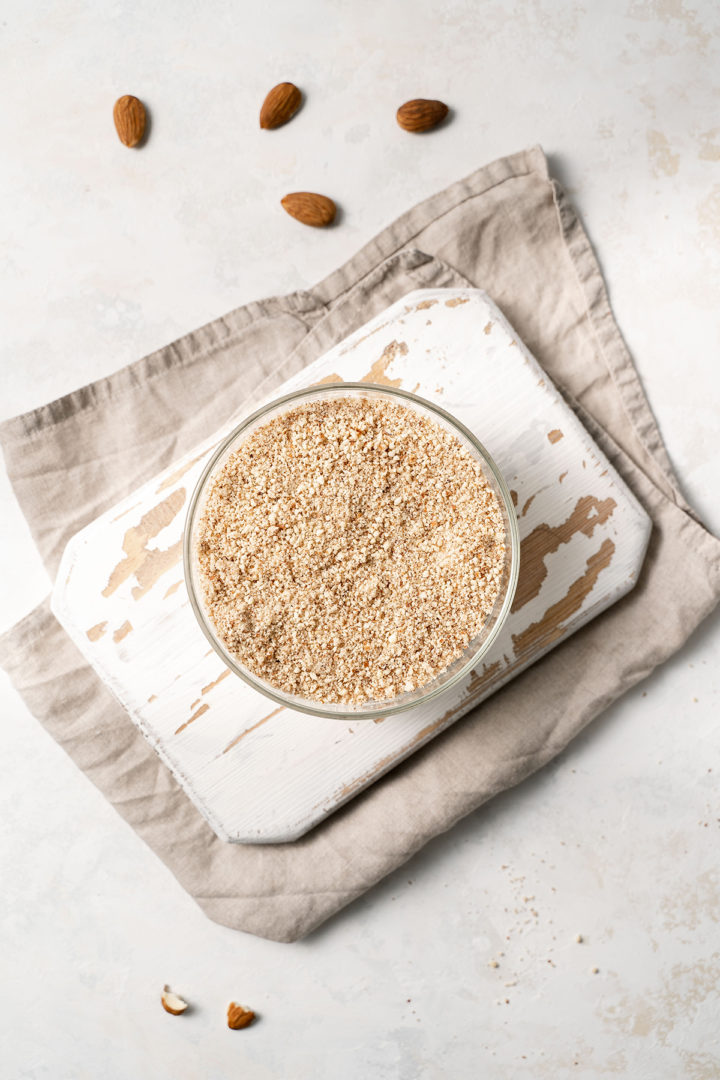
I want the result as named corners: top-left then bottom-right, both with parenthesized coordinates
top-left (195, 396), bottom-right (506, 705)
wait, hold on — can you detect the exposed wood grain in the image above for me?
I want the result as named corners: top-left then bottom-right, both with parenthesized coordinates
top-left (359, 340), bottom-right (406, 387)
top-left (175, 703), bottom-right (210, 735)
top-left (221, 706), bottom-right (285, 755)
top-left (112, 620), bottom-right (133, 642)
top-left (130, 541), bottom-right (183, 601)
top-left (512, 496), bottom-right (616, 613)
top-left (103, 489), bottom-right (186, 598)
top-left (512, 539), bottom-right (616, 656)
top-left (201, 669), bottom-right (231, 695)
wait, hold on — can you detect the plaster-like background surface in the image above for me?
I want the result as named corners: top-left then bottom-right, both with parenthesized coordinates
top-left (1, 2), bottom-right (718, 1077)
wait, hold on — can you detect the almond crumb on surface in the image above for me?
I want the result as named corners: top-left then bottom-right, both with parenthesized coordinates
top-left (227, 1002), bottom-right (255, 1029)
top-left (196, 397), bottom-right (506, 705)
top-left (575, 934), bottom-right (584, 943)
top-left (161, 985), bottom-right (189, 1015)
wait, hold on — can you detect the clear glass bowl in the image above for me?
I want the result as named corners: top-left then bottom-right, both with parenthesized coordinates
top-left (184, 383), bottom-right (519, 720)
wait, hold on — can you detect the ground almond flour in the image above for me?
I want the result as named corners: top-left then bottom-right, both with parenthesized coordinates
top-left (195, 396), bottom-right (507, 705)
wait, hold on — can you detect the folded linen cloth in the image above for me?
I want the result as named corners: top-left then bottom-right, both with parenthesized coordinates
top-left (2, 146), bottom-right (719, 943)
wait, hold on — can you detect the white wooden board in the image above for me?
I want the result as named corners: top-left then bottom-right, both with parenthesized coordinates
top-left (52, 289), bottom-right (651, 843)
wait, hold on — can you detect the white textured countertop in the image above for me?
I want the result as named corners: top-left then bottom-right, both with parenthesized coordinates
top-left (1, 2), bottom-right (719, 1077)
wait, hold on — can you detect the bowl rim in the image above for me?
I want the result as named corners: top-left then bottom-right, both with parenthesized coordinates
top-left (183, 382), bottom-right (520, 719)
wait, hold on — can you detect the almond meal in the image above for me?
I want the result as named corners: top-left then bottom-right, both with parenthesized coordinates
top-left (195, 396), bottom-right (506, 705)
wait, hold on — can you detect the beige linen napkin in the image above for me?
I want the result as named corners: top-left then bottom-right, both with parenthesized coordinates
top-left (2, 147), bottom-right (719, 943)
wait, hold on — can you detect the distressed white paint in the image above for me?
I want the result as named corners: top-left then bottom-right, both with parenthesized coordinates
top-left (52, 289), bottom-right (650, 842)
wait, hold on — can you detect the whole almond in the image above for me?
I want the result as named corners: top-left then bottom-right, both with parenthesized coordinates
top-left (396, 98), bottom-right (449, 133)
top-left (227, 1002), bottom-right (255, 1030)
top-left (281, 192), bottom-right (336, 228)
top-left (113, 94), bottom-right (147, 147)
top-left (260, 82), bottom-right (302, 129)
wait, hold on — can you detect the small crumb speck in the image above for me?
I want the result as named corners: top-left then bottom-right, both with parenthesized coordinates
top-left (575, 934), bottom-right (583, 943)
top-left (591, 966), bottom-right (599, 975)
top-left (489, 960), bottom-right (500, 968)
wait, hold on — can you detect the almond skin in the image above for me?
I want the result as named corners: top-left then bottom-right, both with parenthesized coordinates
top-left (281, 192), bottom-right (336, 228)
top-left (227, 1002), bottom-right (255, 1030)
top-left (113, 95), bottom-right (146, 147)
top-left (260, 82), bottom-right (302, 129)
top-left (396, 98), bottom-right (449, 133)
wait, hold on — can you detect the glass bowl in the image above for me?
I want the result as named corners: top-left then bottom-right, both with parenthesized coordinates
top-left (184, 383), bottom-right (519, 720)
